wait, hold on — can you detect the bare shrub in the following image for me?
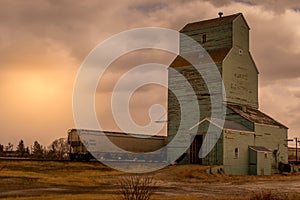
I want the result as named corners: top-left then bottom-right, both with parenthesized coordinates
top-left (117, 175), bottom-right (156, 200)
top-left (250, 190), bottom-right (289, 200)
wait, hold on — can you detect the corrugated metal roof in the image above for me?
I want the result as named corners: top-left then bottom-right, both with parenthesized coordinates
top-left (211, 118), bottom-right (253, 132)
top-left (190, 117), bottom-right (253, 133)
top-left (180, 13), bottom-right (242, 32)
top-left (249, 146), bottom-right (272, 152)
top-left (69, 129), bottom-right (166, 139)
top-left (227, 105), bottom-right (288, 129)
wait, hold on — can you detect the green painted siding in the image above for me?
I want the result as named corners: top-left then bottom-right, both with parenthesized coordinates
top-left (249, 149), bottom-right (257, 165)
top-left (167, 66), bottom-right (203, 163)
top-left (195, 121), bottom-right (224, 165)
top-left (223, 130), bottom-right (254, 175)
top-left (233, 16), bottom-right (249, 52)
top-left (248, 149), bottom-right (257, 175)
top-left (167, 61), bottom-right (224, 163)
top-left (254, 124), bottom-right (288, 173)
top-left (257, 151), bottom-right (272, 175)
top-left (248, 148), bottom-right (272, 175)
top-left (202, 132), bottom-right (223, 165)
top-left (167, 14), bottom-right (288, 175)
top-left (223, 15), bottom-right (258, 109)
top-left (183, 23), bottom-right (232, 51)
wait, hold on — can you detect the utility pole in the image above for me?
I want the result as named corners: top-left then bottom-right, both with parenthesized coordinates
top-left (296, 137), bottom-right (298, 162)
top-left (295, 138), bottom-right (300, 163)
top-left (286, 138), bottom-right (298, 162)
top-left (286, 138), bottom-right (300, 162)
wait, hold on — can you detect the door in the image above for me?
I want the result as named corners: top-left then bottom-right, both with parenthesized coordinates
top-left (190, 135), bottom-right (203, 164)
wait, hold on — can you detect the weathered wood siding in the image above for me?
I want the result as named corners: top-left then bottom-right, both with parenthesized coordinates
top-left (182, 23), bottom-right (232, 50)
top-left (223, 129), bottom-right (254, 175)
top-left (167, 14), bottom-right (288, 175)
top-left (194, 121), bottom-right (224, 165)
top-left (223, 15), bottom-right (258, 108)
top-left (233, 15), bottom-right (249, 51)
top-left (257, 151), bottom-right (272, 175)
top-left (254, 124), bottom-right (288, 173)
top-left (167, 66), bottom-right (202, 163)
top-left (167, 62), bottom-right (224, 163)
top-left (248, 148), bottom-right (257, 175)
top-left (249, 148), bottom-right (272, 175)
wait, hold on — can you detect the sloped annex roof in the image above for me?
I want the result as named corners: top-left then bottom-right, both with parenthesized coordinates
top-left (227, 104), bottom-right (288, 129)
top-left (180, 13), bottom-right (244, 32)
top-left (169, 47), bottom-right (231, 68)
top-left (249, 146), bottom-right (272, 152)
top-left (190, 117), bottom-right (253, 133)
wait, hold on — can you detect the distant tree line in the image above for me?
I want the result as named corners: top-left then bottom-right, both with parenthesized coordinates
top-left (0, 138), bottom-right (69, 160)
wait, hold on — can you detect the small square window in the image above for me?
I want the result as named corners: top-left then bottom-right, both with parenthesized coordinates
top-left (264, 153), bottom-right (268, 159)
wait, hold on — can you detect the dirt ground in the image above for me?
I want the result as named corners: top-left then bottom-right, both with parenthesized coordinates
top-left (0, 160), bottom-right (300, 200)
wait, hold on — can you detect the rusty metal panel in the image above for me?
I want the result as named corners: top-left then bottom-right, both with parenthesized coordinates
top-left (227, 105), bottom-right (287, 128)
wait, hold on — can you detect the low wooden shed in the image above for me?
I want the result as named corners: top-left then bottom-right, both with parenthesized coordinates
top-left (249, 146), bottom-right (272, 175)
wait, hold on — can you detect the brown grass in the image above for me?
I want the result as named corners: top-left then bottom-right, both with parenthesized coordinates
top-left (1, 161), bottom-right (300, 200)
top-left (249, 190), bottom-right (300, 200)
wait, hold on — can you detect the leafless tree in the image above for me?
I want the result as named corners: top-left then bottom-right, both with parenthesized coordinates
top-left (5, 142), bottom-right (13, 152)
top-left (117, 175), bottom-right (156, 200)
top-left (47, 138), bottom-right (69, 160)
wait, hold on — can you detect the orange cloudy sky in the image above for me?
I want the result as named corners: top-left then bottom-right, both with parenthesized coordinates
top-left (0, 0), bottom-right (300, 148)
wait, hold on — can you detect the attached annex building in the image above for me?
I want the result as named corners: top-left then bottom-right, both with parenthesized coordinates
top-left (167, 13), bottom-right (288, 175)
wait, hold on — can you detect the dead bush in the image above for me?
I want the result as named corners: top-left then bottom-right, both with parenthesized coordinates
top-left (117, 175), bottom-right (156, 200)
top-left (250, 190), bottom-right (290, 200)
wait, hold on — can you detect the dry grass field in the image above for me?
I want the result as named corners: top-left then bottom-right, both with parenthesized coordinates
top-left (0, 160), bottom-right (300, 199)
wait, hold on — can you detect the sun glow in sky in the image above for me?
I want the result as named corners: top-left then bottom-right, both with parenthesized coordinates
top-left (1, 0), bottom-right (300, 148)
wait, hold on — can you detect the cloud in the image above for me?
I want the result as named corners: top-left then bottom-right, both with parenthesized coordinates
top-left (0, 0), bottom-right (299, 146)
top-left (293, 90), bottom-right (300, 98)
top-left (259, 78), bottom-right (300, 139)
top-left (205, 0), bottom-right (300, 13)
top-left (247, 10), bottom-right (300, 83)
top-left (129, 1), bottom-right (168, 13)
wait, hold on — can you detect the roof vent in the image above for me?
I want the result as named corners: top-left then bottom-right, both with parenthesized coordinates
top-left (218, 12), bottom-right (223, 18)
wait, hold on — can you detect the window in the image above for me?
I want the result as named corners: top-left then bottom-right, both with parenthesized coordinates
top-left (264, 153), bottom-right (268, 159)
top-left (239, 49), bottom-right (243, 55)
top-left (234, 148), bottom-right (239, 158)
top-left (202, 34), bottom-right (207, 43)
